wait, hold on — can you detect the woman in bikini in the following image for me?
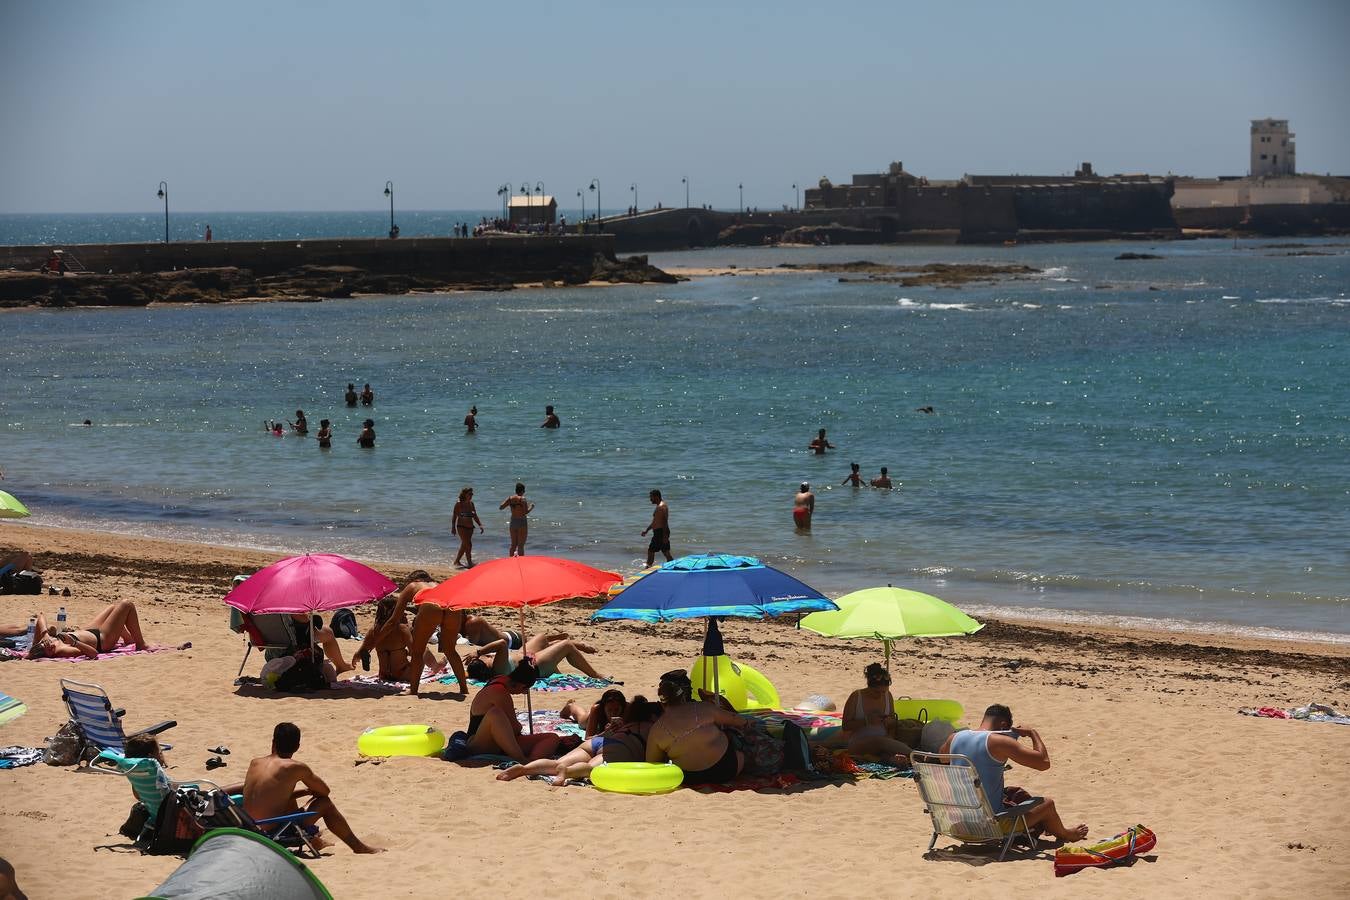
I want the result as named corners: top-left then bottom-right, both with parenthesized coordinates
top-left (561, 688), bottom-right (627, 737)
top-left (839, 662), bottom-right (910, 766)
top-left (355, 571), bottom-right (467, 696)
top-left (451, 487), bottom-right (484, 569)
top-left (497, 695), bottom-right (662, 785)
top-left (363, 595), bottom-right (441, 683)
top-left (26, 600), bottom-right (180, 659)
top-left (646, 670), bottom-right (751, 786)
top-left (463, 630), bottom-right (610, 682)
top-left (499, 483), bottom-right (534, 557)
top-left (465, 662), bottom-right (561, 763)
top-left (316, 419), bottom-right (332, 449)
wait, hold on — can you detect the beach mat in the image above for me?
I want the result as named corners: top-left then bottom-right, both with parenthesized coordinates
top-left (0, 746), bottom-right (44, 768)
top-left (0, 642), bottom-right (185, 663)
top-left (0, 691), bottom-right (26, 725)
top-left (1239, 702), bottom-right (1350, 725)
top-left (443, 673), bottom-right (616, 692)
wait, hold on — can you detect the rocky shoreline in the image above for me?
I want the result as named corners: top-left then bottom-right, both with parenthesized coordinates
top-left (0, 253), bottom-right (679, 308)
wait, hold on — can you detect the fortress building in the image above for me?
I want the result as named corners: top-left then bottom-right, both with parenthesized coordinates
top-left (1251, 119), bottom-right (1296, 177)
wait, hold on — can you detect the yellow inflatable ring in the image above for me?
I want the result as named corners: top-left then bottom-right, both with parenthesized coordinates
top-left (737, 662), bottom-right (781, 710)
top-left (357, 724), bottom-right (446, 758)
top-left (591, 762), bottom-right (684, 795)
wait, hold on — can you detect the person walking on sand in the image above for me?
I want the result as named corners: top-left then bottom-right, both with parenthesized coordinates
top-left (808, 428), bottom-right (835, 455)
top-left (842, 462), bottom-right (863, 488)
top-left (793, 482), bottom-right (815, 531)
top-left (344, 383), bottom-right (358, 407)
top-left (356, 419), bottom-right (376, 449)
top-left (642, 489), bottom-right (673, 566)
top-left (870, 467), bottom-right (893, 489)
top-left (541, 405), bottom-right (560, 428)
top-left (452, 486), bottom-right (484, 568)
top-left (464, 405), bottom-right (478, 433)
top-left (500, 483), bottom-right (535, 556)
top-left (243, 722), bottom-right (382, 854)
top-left (940, 704), bottom-right (1089, 844)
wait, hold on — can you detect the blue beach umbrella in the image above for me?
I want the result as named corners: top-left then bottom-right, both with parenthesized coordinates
top-left (591, 553), bottom-right (837, 702)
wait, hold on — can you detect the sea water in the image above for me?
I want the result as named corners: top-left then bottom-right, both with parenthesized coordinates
top-left (1, 228), bottom-right (1347, 639)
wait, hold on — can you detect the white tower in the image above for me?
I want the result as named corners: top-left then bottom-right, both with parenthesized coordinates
top-left (1250, 119), bottom-right (1296, 177)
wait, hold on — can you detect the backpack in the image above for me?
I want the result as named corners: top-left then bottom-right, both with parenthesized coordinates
top-left (274, 652), bottom-right (329, 693)
top-left (0, 570), bottom-right (42, 595)
top-left (330, 608), bottom-right (359, 639)
top-left (142, 788), bottom-right (204, 855)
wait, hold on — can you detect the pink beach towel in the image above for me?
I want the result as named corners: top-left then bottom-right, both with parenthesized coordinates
top-left (0, 642), bottom-right (184, 663)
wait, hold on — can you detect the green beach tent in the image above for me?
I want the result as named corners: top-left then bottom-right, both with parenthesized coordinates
top-left (138, 828), bottom-right (332, 900)
top-left (799, 585), bottom-right (984, 670)
top-left (0, 491), bottom-right (30, 519)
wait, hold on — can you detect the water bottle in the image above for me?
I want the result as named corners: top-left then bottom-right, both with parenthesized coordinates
top-left (25, 617), bottom-right (36, 643)
top-left (57, 607), bottom-right (67, 626)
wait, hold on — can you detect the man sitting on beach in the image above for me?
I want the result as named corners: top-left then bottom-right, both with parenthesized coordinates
top-left (243, 722), bottom-right (382, 854)
top-left (941, 704), bottom-right (1088, 843)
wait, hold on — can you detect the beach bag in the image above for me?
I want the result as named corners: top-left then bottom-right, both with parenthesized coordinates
top-left (43, 722), bottom-right (82, 766)
top-left (894, 718), bottom-right (925, 750)
top-left (0, 570), bottom-right (42, 595)
top-left (143, 788), bottom-right (204, 855)
top-left (442, 730), bottom-right (472, 761)
top-left (733, 720), bottom-right (784, 775)
top-left (274, 653), bottom-right (327, 692)
top-left (330, 608), bottom-right (359, 639)
top-left (119, 801), bottom-right (151, 840)
top-left (781, 721), bottom-right (815, 774)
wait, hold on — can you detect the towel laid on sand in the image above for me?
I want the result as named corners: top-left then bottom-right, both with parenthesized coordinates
top-left (1240, 702), bottom-right (1350, 725)
top-left (0, 642), bottom-right (182, 663)
top-left (442, 673), bottom-right (615, 692)
top-left (0, 746), bottom-right (44, 768)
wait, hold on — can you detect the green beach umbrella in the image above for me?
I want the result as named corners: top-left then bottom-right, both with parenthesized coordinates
top-left (0, 491), bottom-right (30, 519)
top-left (799, 585), bottom-right (984, 670)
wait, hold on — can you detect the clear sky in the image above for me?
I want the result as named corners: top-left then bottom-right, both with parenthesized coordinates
top-left (2, 0), bottom-right (1347, 212)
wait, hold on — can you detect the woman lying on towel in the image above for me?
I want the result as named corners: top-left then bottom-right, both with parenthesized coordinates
top-left (25, 600), bottom-right (188, 659)
top-left (463, 630), bottom-right (610, 682)
top-left (646, 670), bottom-right (752, 785)
top-left (497, 695), bottom-right (662, 785)
top-left (464, 662), bottom-right (562, 763)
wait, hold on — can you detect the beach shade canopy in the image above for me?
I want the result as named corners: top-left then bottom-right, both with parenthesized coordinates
top-left (591, 553), bottom-right (837, 625)
top-left (414, 555), bottom-right (622, 610)
top-left (140, 828), bottom-right (331, 900)
top-left (223, 553), bottom-right (396, 615)
top-left (0, 490), bottom-right (31, 519)
top-left (799, 585), bottom-right (984, 669)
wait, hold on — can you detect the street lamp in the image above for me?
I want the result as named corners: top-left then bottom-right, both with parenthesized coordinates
top-left (589, 178), bottom-right (601, 220)
top-left (577, 189), bottom-right (585, 226)
top-left (156, 181), bottom-right (169, 243)
top-left (383, 181), bottom-right (397, 238)
top-left (497, 183), bottom-right (512, 220)
top-left (630, 183), bottom-right (637, 214)
top-left (519, 183), bottom-right (530, 227)
top-left (738, 182), bottom-right (744, 213)
top-left (792, 183), bottom-right (799, 211)
top-left (535, 181), bottom-right (545, 228)
top-left (682, 176), bottom-right (690, 209)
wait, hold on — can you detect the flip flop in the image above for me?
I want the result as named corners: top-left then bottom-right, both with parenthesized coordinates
top-left (209, 745), bottom-right (230, 755)
top-left (205, 756), bottom-right (227, 770)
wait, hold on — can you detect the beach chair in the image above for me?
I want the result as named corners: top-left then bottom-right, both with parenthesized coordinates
top-left (235, 612), bottom-right (302, 677)
top-left (212, 791), bottom-right (323, 858)
top-left (910, 751), bottom-right (1041, 861)
top-left (60, 678), bottom-right (176, 762)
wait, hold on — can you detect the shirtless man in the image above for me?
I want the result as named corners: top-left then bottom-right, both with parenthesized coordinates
top-left (793, 482), bottom-right (815, 531)
top-left (500, 483), bottom-right (535, 557)
top-left (360, 384), bottom-right (375, 406)
top-left (356, 571), bottom-right (467, 696)
top-left (464, 406), bottom-right (478, 433)
top-left (940, 704), bottom-right (1089, 844)
top-left (344, 384), bottom-right (358, 407)
top-left (642, 489), bottom-right (673, 566)
top-left (808, 428), bottom-right (835, 455)
top-left (243, 722), bottom-right (381, 854)
top-left (541, 405), bottom-right (560, 429)
top-left (870, 466), bottom-right (893, 489)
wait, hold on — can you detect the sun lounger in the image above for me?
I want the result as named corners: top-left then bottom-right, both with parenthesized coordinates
top-left (911, 751), bottom-right (1040, 861)
top-left (59, 678), bottom-right (176, 761)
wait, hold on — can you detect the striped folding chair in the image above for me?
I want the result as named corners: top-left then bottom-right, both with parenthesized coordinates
top-left (59, 678), bottom-right (176, 762)
top-left (911, 751), bottom-right (1040, 861)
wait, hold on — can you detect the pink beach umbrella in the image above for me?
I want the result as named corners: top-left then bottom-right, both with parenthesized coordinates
top-left (224, 553), bottom-right (397, 614)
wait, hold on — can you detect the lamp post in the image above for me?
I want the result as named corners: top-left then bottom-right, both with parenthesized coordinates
top-left (535, 181), bottom-right (545, 228)
top-left (738, 182), bottom-right (744, 213)
top-left (383, 181), bottom-right (396, 238)
top-left (497, 183), bottom-right (511, 220)
top-left (630, 183), bottom-right (637, 214)
top-left (156, 181), bottom-right (169, 243)
top-left (682, 176), bottom-right (689, 209)
top-left (519, 183), bottom-right (530, 227)
top-left (577, 189), bottom-right (585, 226)
top-left (792, 183), bottom-right (799, 211)
top-left (589, 178), bottom-right (601, 220)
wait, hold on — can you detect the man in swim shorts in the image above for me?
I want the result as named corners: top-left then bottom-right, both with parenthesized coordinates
top-left (642, 489), bottom-right (673, 566)
top-left (870, 467), bottom-right (893, 489)
top-left (793, 482), bottom-right (814, 530)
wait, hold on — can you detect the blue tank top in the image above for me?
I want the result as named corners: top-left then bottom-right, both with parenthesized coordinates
top-left (949, 729), bottom-right (1006, 809)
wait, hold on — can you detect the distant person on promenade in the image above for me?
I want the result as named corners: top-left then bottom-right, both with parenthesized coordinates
top-left (290, 410), bottom-right (308, 435)
top-left (500, 483), bottom-right (535, 556)
top-left (360, 384), bottom-right (375, 406)
top-left (642, 489), bottom-right (673, 566)
top-left (244, 722), bottom-right (382, 854)
top-left (344, 384), bottom-right (358, 407)
top-left (940, 704), bottom-right (1089, 844)
top-left (842, 462), bottom-right (863, 488)
top-left (357, 419), bottom-right (376, 449)
top-left (541, 405), bottom-right (560, 428)
top-left (316, 419), bottom-right (332, 450)
top-left (808, 428), bottom-right (835, 455)
top-left (464, 406), bottom-right (478, 433)
top-left (793, 482), bottom-right (815, 531)
top-left (452, 486), bottom-right (484, 569)
top-left (870, 467), bottom-right (893, 489)
top-left (204, 225), bottom-right (213, 242)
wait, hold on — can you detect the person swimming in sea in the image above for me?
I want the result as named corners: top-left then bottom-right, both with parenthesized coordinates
top-left (870, 467), bottom-right (893, 489)
top-left (841, 462), bottom-right (863, 487)
top-left (464, 406), bottom-right (478, 433)
top-left (808, 428), bottom-right (835, 455)
top-left (541, 405), bottom-right (560, 428)
top-left (356, 419), bottom-right (376, 449)
top-left (360, 384), bottom-right (375, 406)
top-left (290, 410), bottom-right (308, 435)
top-left (316, 419), bottom-right (332, 449)
top-left (344, 384), bottom-right (358, 407)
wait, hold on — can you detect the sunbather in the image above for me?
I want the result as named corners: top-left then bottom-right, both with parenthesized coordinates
top-left (463, 630), bottom-right (609, 681)
top-left (497, 696), bottom-right (662, 785)
top-left (561, 688), bottom-right (627, 737)
top-left (356, 571), bottom-right (468, 696)
top-left (840, 662), bottom-right (910, 766)
top-left (647, 670), bottom-right (751, 785)
top-left (941, 703), bottom-right (1089, 843)
top-left (26, 600), bottom-right (185, 659)
top-left (244, 722), bottom-right (382, 854)
top-left (464, 663), bottom-right (561, 762)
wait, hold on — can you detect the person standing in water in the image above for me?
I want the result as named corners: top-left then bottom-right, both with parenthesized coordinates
top-left (344, 384), bottom-right (358, 407)
top-left (356, 419), bottom-right (376, 449)
top-left (808, 429), bottom-right (835, 455)
top-left (642, 489), bottom-right (673, 566)
top-left (793, 482), bottom-right (815, 531)
top-left (500, 483), bottom-right (535, 556)
top-left (360, 384), bottom-right (375, 406)
top-left (464, 406), bottom-right (478, 433)
top-left (452, 487), bottom-right (484, 568)
top-left (290, 410), bottom-right (308, 435)
top-left (316, 419), bottom-right (332, 449)
top-left (541, 405), bottom-right (560, 428)
top-left (870, 467), bottom-right (893, 489)
top-left (841, 462), bottom-right (863, 487)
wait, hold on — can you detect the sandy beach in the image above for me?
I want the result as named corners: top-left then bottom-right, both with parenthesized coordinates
top-left (1, 524), bottom-right (1348, 899)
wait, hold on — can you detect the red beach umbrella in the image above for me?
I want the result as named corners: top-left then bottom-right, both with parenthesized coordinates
top-left (224, 553), bottom-right (397, 615)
